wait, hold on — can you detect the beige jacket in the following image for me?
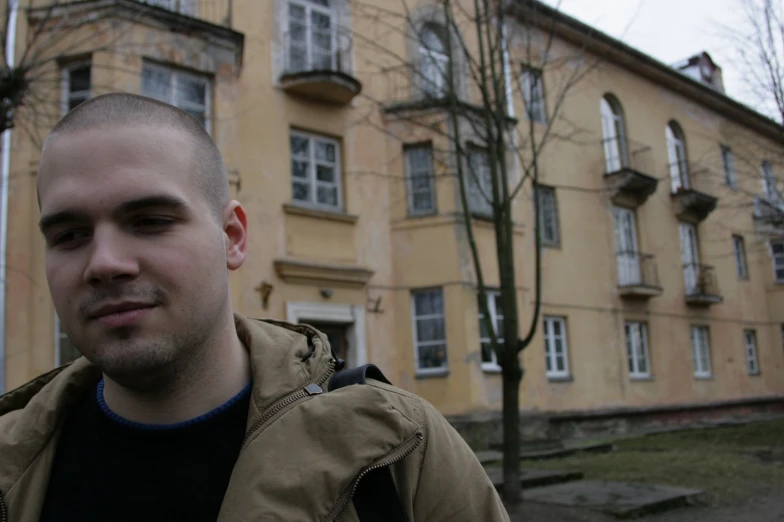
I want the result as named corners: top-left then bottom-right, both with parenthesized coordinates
top-left (0, 315), bottom-right (509, 521)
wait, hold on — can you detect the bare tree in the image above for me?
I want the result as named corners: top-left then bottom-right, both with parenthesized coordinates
top-left (352, 0), bottom-right (595, 505)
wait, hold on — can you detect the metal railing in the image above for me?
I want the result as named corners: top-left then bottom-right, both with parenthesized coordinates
top-left (136, 0), bottom-right (232, 27)
top-left (383, 63), bottom-right (451, 105)
top-left (602, 138), bottom-right (655, 176)
top-left (282, 28), bottom-right (353, 76)
top-left (616, 251), bottom-right (660, 288)
top-left (683, 263), bottom-right (720, 298)
top-left (754, 196), bottom-right (784, 224)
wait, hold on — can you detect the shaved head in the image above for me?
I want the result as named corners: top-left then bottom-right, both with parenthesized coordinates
top-left (40, 92), bottom-right (229, 220)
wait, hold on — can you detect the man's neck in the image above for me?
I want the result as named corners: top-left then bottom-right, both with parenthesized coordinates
top-left (100, 322), bottom-right (251, 425)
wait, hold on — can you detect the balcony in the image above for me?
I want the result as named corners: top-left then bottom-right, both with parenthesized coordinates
top-left (671, 187), bottom-right (718, 223)
top-left (753, 197), bottom-right (784, 231)
top-left (280, 30), bottom-right (361, 105)
top-left (136, 0), bottom-right (233, 27)
top-left (683, 264), bottom-right (722, 306)
top-left (616, 251), bottom-right (663, 299)
top-left (603, 140), bottom-right (659, 207)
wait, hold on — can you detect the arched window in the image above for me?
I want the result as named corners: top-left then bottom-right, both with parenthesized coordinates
top-left (419, 23), bottom-right (449, 97)
top-left (600, 95), bottom-right (627, 173)
top-left (666, 121), bottom-right (689, 192)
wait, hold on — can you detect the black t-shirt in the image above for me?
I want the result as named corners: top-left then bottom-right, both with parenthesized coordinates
top-left (39, 379), bottom-right (252, 522)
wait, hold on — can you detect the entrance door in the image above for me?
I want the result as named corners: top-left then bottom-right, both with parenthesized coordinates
top-left (309, 323), bottom-right (349, 366)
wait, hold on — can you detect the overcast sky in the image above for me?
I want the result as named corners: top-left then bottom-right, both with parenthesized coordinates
top-left (543, 0), bottom-right (758, 112)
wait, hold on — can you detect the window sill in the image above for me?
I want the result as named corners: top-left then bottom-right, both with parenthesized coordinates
top-left (694, 374), bottom-right (714, 380)
top-left (283, 203), bottom-right (358, 224)
top-left (481, 364), bottom-right (502, 374)
top-left (547, 375), bottom-right (573, 383)
top-left (415, 369), bottom-right (450, 379)
top-left (407, 210), bottom-right (438, 219)
top-left (630, 375), bottom-right (654, 381)
top-left (748, 371), bottom-right (761, 377)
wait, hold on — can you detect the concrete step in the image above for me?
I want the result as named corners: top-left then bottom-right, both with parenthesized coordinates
top-left (476, 441), bottom-right (615, 465)
top-left (485, 467), bottom-right (584, 491)
top-left (524, 480), bottom-right (704, 519)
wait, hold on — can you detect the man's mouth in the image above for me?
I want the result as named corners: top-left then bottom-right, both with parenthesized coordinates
top-left (89, 302), bottom-right (156, 327)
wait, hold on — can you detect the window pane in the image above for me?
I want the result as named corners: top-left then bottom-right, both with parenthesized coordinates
top-left (177, 77), bottom-right (206, 106)
top-left (316, 185), bottom-right (338, 206)
top-left (412, 192), bottom-right (433, 211)
top-left (289, 3), bottom-right (306, 20)
top-left (183, 109), bottom-right (206, 127)
top-left (418, 343), bottom-right (447, 369)
top-left (292, 181), bottom-right (310, 201)
top-left (773, 241), bottom-right (784, 254)
top-left (291, 135), bottom-right (310, 157)
top-left (414, 290), bottom-right (442, 316)
top-left (68, 94), bottom-right (89, 112)
top-left (316, 164), bottom-right (335, 182)
top-left (481, 341), bottom-right (494, 363)
top-left (556, 355), bottom-right (565, 371)
top-left (141, 67), bottom-right (170, 100)
top-left (292, 160), bottom-right (309, 179)
top-left (315, 141), bottom-right (336, 162)
top-left (69, 66), bottom-right (91, 93)
top-left (552, 319), bottom-right (561, 337)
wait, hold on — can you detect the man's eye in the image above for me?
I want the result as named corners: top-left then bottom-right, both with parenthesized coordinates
top-left (134, 217), bottom-right (173, 229)
top-left (52, 230), bottom-right (90, 247)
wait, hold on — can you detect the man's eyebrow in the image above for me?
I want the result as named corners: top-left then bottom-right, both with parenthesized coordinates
top-left (112, 195), bottom-right (188, 217)
top-left (38, 195), bottom-right (188, 235)
top-left (38, 209), bottom-right (91, 235)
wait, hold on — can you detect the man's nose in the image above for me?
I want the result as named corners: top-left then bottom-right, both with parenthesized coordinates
top-left (83, 227), bottom-right (140, 286)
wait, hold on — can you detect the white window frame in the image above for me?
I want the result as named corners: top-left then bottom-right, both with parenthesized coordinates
top-left (60, 61), bottom-right (91, 116)
top-left (679, 222), bottom-right (700, 295)
top-left (625, 321), bottom-right (650, 379)
top-left (771, 240), bottom-right (784, 283)
top-left (466, 147), bottom-right (494, 216)
top-left (666, 123), bottom-right (689, 192)
top-left (614, 206), bottom-right (641, 286)
top-left (289, 130), bottom-right (343, 211)
top-left (537, 185), bottom-right (559, 246)
top-left (286, 0), bottom-right (337, 73)
top-left (721, 145), bottom-right (736, 187)
top-left (411, 288), bottom-right (448, 375)
top-left (743, 329), bottom-right (760, 375)
top-left (404, 144), bottom-right (437, 215)
top-left (761, 160), bottom-right (783, 210)
top-left (600, 96), bottom-right (627, 173)
top-left (478, 291), bottom-right (503, 372)
top-left (544, 316), bottom-right (570, 379)
top-left (733, 235), bottom-right (748, 280)
top-left (521, 66), bottom-right (546, 123)
top-left (691, 325), bottom-right (712, 378)
top-left (141, 62), bottom-right (211, 132)
top-left (418, 24), bottom-right (449, 98)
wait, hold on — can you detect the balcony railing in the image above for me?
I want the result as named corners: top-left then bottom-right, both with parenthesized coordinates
top-left (616, 251), bottom-right (662, 298)
top-left (136, 0), bottom-right (232, 27)
top-left (683, 263), bottom-right (722, 305)
top-left (603, 139), bottom-right (659, 206)
top-left (382, 63), bottom-right (452, 111)
top-left (280, 29), bottom-right (360, 104)
top-left (753, 196), bottom-right (784, 228)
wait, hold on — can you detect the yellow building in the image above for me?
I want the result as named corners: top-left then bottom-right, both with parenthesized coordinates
top-left (3, 0), bottom-right (783, 441)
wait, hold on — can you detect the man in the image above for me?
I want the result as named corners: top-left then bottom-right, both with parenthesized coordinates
top-left (0, 93), bottom-right (509, 521)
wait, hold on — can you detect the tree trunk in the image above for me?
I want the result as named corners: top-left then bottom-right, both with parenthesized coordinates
top-left (501, 362), bottom-right (523, 503)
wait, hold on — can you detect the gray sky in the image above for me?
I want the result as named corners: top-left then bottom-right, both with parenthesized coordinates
top-left (543, 0), bottom-right (758, 113)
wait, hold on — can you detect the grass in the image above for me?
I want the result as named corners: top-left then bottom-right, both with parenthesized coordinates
top-left (523, 419), bottom-right (784, 504)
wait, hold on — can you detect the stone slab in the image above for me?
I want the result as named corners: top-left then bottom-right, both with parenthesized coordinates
top-left (485, 467), bottom-right (583, 490)
top-left (476, 441), bottom-right (615, 464)
top-left (524, 480), bottom-right (703, 518)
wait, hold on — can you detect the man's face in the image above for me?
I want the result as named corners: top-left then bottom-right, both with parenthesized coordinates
top-left (38, 124), bottom-right (246, 385)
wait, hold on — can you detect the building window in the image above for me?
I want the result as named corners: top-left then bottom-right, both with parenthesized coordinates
top-left (537, 185), bottom-right (559, 246)
top-left (721, 145), bottom-right (736, 187)
top-left (140, 0), bottom-right (197, 16)
top-left (286, 0), bottom-right (337, 73)
top-left (418, 23), bottom-right (449, 98)
top-left (521, 66), bottom-right (546, 123)
top-left (466, 147), bottom-right (493, 216)
top-left (743, 329), bottom-right (760, 375)
top-left (478, 291), bottom-right (503, 371)
top-left (614, 206), bottom-right (641, 286)
top-left (61, 62), bottom-right (91, 115)
top-left (625, 322), bottom-right (650, 378)
top-left (679, 222), bottom-right (700, 295)
top-left (772, 240), bottom-right (784, 283)
top-left (411, 288), bottom-right (448, 374)
top-left (690, 325), bottom-right (712, 378)
top-left (289, 130), bottom-right (342, 210)
top-left (761, 160), bottom-right (782, 208)
top-left (600, 95), bottom-right (627, 173)
top-left (141, 63), bottom-right (211, 129)
top-left (733, 235), bottom-right (748, 280)
top-left (666, 121), bottom-right (689, 192)
top-left (405, 144), bottom-right (437, 215)
top-left (55, 315), bottom-right (80, 366)
top-left (543, 316), bottom-right (569, 379)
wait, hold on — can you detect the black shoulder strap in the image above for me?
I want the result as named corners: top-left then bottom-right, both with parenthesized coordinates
top-left (328, 364), bottom-right (406, 522)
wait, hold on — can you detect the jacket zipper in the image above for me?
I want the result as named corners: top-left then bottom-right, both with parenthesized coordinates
top-left (0, 490), bottom-right (7, 522)
top-left (325, 431), bottom-right (424, 522)
top-left (241, 361), bottom-right (335, 449)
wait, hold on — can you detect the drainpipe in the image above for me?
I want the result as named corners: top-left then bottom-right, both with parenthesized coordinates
top-left (0, 0), bottom-right (19, 393)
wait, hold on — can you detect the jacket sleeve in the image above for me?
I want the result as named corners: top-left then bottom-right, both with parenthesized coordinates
top-left (411, 400), bottom-right (510, 521)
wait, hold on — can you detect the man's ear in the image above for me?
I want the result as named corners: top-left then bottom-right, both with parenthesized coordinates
top-left (223, 201), bottom-right (247, 270)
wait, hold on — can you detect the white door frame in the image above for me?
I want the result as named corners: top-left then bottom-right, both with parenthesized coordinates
top-left (286, 301), bottom-right (367, 368)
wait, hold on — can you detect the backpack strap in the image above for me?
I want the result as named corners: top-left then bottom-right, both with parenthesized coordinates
top-left (328, 364), bottom-right (406, 522)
